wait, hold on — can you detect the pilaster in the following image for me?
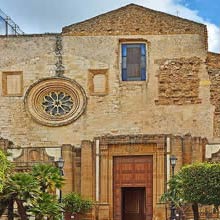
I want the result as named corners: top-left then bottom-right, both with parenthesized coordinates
top-left (81, 140), bottom-right (94, 199)
top-left (62, 144), bottom-right (74, 194)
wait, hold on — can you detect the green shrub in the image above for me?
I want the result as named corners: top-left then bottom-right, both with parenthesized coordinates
top-left (63, 192), bottom-right (93, 214)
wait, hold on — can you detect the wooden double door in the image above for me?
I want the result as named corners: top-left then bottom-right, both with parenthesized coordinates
top-left (113, 156), bottom-right (153, 220)
top-left (122, 187), bottom-right (145, 220)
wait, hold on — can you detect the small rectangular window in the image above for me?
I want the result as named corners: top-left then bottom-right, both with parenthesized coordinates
top-left (121, 44), bottom-right (146, 81)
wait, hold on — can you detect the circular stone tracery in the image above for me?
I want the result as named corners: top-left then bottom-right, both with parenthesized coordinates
top-left (24, 77), bottom-right (87, 127)
top-left (42, 91), bottom-right (73, 116)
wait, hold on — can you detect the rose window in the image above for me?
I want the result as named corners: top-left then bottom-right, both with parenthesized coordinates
top-left (25, 77), bottom-right (87, 127)
top-left (42, 91), bottom-right (73, 116)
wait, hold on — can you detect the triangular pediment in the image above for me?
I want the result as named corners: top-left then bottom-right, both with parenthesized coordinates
top-left (62, 4), bottom-right (206, 36)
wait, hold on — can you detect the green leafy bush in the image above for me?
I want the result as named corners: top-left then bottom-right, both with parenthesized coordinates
top-left (63, 192), bottom-right (93, 214)
top-left (0, 150), bottom-right (10, 192)
top-left (161, 162), bottom-right (220, 220)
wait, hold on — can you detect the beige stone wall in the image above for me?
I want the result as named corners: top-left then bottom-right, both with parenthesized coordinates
top-left (0, 33), bottom-right (213, 149)
top-left (0, 35), bottom-right (58, 148)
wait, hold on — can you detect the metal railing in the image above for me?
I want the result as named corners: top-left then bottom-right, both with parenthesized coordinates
top-left (0, 8), bottom-right (24, 36)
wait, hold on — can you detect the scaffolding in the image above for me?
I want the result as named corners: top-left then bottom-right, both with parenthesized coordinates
top-left (0, 8), bottom-right (24, 35)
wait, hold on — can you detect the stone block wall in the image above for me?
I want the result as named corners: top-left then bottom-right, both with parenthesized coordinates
top-left (207, 52), bottom-right (220, 137)
top-left (171, 134), bottom-right (207, 168)
top-left (0, 4), bottom-right (213, 148)
top-left (62, 4), bottom-right (207, 50)
top-left (155, 57), bottom-right (202, 105)
top-left (0, 32), bottom-right (213, 149)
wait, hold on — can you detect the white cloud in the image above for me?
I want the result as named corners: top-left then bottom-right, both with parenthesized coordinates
top-left (205, 23), bottom-right (220, 53)
top-left (1, 0), bottom-right (219, 52)
top-left (130, 0), bottom-right (220, 53)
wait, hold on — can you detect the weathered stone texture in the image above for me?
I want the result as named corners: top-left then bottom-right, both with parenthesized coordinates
top-left (155, 57), bottom-right (202, 105)
top-left (214, 114), bottom-right (220, 137)
top-left (0, 33), bottom-right (213, 148)
top-left (62, 4), bottom-right (207, 48)
top-left (207, 52), bottom-right (220, 68)
top-left (209, 69), bottom-right (220, 111)
top-left (207, 52), bottom-right (220, 137)
top-left (0, 34), bottom-right (56, 69)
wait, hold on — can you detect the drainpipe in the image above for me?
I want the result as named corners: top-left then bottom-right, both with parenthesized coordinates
top-left (95, 139), bottom-right (100, 202)
top-left (166, 136), bottom-right (171, 186)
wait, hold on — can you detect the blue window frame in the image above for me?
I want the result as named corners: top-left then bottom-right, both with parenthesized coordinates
top-left (121, 43), bottom-right (146, 81)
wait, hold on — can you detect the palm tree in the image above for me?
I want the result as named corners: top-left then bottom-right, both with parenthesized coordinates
top-left (29, 192), bottom-right (62, 220)
top-left (0, 163), bottom-right (64, 220)
top-left (0, 172), bottom-right (40, 220)
top-left (0, 195), bottom-right (9, 216)
top-left (31, 163), bottom-right (64, 193)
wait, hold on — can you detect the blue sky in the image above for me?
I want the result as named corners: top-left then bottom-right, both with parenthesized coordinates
top-left (0, 0), bottom-right (220, 52)
top-left (181, 0), bottom-right (220, 24)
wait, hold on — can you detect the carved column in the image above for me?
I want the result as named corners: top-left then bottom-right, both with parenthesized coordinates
top-left (192, 137), bottom-right (203, 163)
top-left (99, 144), bottom-right (110, 220)
top-left (153, 138), bottom-right (166, 220)
top-left (81, 140), bottom-right (94, 199)
top-left (99, 144), bottom-right (109, 203)
top-left (156, 140), bottom-right (165, 202)
top-left (62, 144), bottom-right (74, 194)
top-left (183, 134), bottom-right (192, 165)
top-left (171, 136), bottom-right (183, 172)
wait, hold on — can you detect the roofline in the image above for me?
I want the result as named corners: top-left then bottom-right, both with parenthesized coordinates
top-left (208, 51), bottom-right (220, 56)
top-left (62, 3), bottom-right (206, 31)
top-left (0, 33), bottom-right (59, 38)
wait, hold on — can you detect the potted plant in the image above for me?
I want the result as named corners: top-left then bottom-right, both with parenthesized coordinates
top-left (63, 192), bottom-right (93, 220)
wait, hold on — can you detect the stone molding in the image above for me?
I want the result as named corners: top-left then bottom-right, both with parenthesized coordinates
top-left (24, 77), bottom-right (87, 126)
top-left (93, 134), bottom-right (166, 220)
top-left (96, 134), bottom-right (165, 145)
top-left (206, 144), bottom-right (220, 161)
top-left (88, 69), bottom-right (109, 96)
top-left (2, 71), bottom-right (23, 97)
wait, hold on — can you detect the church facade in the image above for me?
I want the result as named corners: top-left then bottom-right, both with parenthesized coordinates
top-left (0, 4), bottom-right (220, 220)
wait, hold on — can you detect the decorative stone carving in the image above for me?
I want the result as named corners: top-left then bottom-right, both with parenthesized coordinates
top-left (45, 148), bottom-right (61, 160)
top-left (206, 144), bottom-right (220, 160)
top-left (55, 35), bottom-right (65, 77)
top-left (125, 144), bottom-right (141, 153)
top-left (24, 77), bottom-right (87, 126)
top-left (42, 91), bottom-right (73, 116)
